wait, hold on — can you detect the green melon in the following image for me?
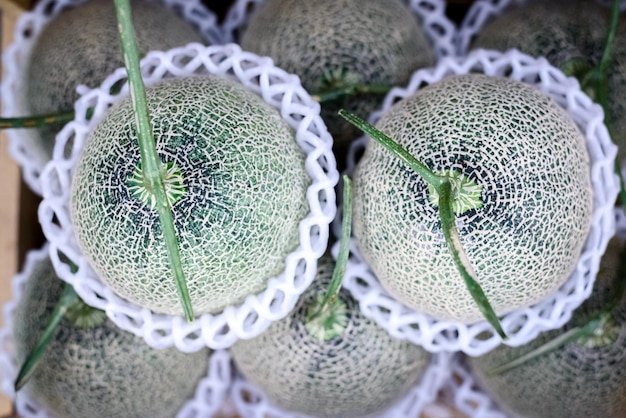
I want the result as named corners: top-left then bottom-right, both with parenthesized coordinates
top-left (12, 254), bottom-right (210, 418)
top-left (230, 255), bottom-right (431, 418)
top-left (70, 75), bottom-right (310, 316)
top-left (352, 74), bottom-right (592, 323)
top-left (468, 235), bottom-right (626, 418)
top-left (471, 0), bottom-right (626, 161)
top-left (606, 24), bottom-right (626, 162)
top-left (26, 0), bottom-right (205, 159)
top-left (239, 0), bottom-right (434, 152)
top-left (471, 0), bottom-right (610, 73)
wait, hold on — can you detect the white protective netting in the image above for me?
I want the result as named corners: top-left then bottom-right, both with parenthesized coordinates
top-left (441, 354), bottom-right (508, 418)
top-left (37, 43), bottom-right (339, 351)
top-left (220, 0), bottom-right (457, 60)
top-left (230, 351), bottom-right (453, 418)
top-left (340, 48), bottom-right (619, 356)
top-left (456, 0), bottom-right (626, 56)
top-left (1, 0), bottom-right (223, 196)
top-left (0, 245), bottom-right (233, 418)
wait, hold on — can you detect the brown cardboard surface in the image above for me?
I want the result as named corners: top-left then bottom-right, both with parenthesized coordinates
top-left (1, 0), bottom-right (23, 415)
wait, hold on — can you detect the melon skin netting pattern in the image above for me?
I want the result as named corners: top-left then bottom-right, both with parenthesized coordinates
top-left (340, 48), bottom-right (618, 356)
top-left (38, 43), bottom-right (338, 352)
top-left (0, 244), bottom-right (233, 418)
top-left (1, 0), bottom-right (223, 195)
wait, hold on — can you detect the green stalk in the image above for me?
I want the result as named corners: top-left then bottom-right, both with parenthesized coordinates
top-left (487, 220), bottom-right (626, 375)
top-left (15, 284), bottom-right (80, 391)
top-left (338, 110), bottom-right (442, 187)
top-left (338, 110), bottom-right (505, 338)
top-left (486, 315), bottom-right (606, 376)
top-left (308, 175), bottom-right (353, 321)
top-left (312, 84), bottom-right (392, 103)
top-left (305, 175), bottom-right (352, 340)
top-left (438, 180), bottom-right (505, 338)
top-left (0, 111), bottom-right (75, 129)
top-left (113, 0), bottom-right (194, 322)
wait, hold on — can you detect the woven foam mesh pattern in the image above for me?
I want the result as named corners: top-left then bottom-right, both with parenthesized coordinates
top-left (341, 48), bottom-right (618, 356)
top-left (230, 255), bottom-right (442, 418)
top-left (0, 245), bottom-right (232, 418)
top-left (445, 210), bottom-right (626, 417)
top-left (230, 348), bottom-right (453, 418)
top-left (38, 43), bottom-right (338, 351)
top-left (1, 0), bottom-right (223, 195)
top-left (441, 354), bottom-right (508, 418)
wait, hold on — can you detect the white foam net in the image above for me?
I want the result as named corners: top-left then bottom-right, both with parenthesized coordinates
top-left (340, 48), bottom-right (619, 356)
top-left (0, 245), bottom-right (233, 418)
top-left (441, 354), bottom-right (508, 418)
top-left (1, 0), bottom-right (224, 195)
top-left (220, 0), bottom-right (458, 60)
top-left (229, 351), bottom-right (453, 418)
top-left (37, 43), bottom-right (339, 351)
top-left (456, 0), bottom-right (626, 56)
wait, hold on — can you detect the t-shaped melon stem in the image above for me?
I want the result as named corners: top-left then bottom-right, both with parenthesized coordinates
top-left (339, 109), bottom-right (506, 339)
top-left (0, 110), bottom-right (75, 129)
top-left (14, 283), bottom-right (107, 391)
top-left (114, 0), bottom-right (194, 322)
top-left (305, 175), bottom-right (353, 341)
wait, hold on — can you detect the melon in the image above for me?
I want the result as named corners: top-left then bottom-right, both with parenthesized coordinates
top-left (70, 75), bottom-right (310, 316)
top-left (12, 254), bottom-right (210, 418)
top-left (352, 73), bottom-right (592, 323)
top-left (470, 0), bottom-right (610, 74)
top-left (25, 0), bottom-right (205, 159)
top-left (468, 235), bottom-right (626, 418)
top-left (470, 0), bottom-right (626, 161)
top-left (230, 255), bottom-right (431, 418)
top-left (239, 0), bottom-right (434, 152)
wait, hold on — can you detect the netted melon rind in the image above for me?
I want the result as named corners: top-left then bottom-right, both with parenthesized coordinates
top-left (225, 0), bottom-right (456, 151)
top-left (230, 256), bottom-right (435, 418)
top-left (71, 76), bottom-right (310, 316)
top-left (1, 0), bottom-right (223, 195)
top-left (356, 73), bottom-right (592, 323)
top-left (38, 43), bottom-right (338, 351)
top-left (0, 245), bottom-right (232, 418)
top-left (222, 0), bottom-right (457, 59)
top-left (230, 352), bottom-right (453, 418)
top-left (340, 48), bottom-right (618, 356)
top-left (458, 0), bottom-right (626, 166)
top-left (455, 0), bottom-right (626, 56)
top-left (239, 0), bottom-right (436, 150)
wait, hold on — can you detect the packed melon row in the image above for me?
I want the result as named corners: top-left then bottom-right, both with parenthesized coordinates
top-left (0, 0), bottom-right (625, 417)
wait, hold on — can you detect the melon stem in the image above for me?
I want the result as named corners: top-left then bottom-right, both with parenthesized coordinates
top-left (338, 109), bottom-right (506, 339)
top-left (114, 0), bottom-right (194, 322)
top-left (487, 235), bottom-right (626, 375)
top-left (486, 314), bottom-right (607, 376)
top-left (312, 84), bottom-right (392, 103)
top-left (308, 175), bottom-right (352, 324)
top-left (0, 111), bottom-right (75, 129)
top-left (14, 283), bottom-right (106, 391)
